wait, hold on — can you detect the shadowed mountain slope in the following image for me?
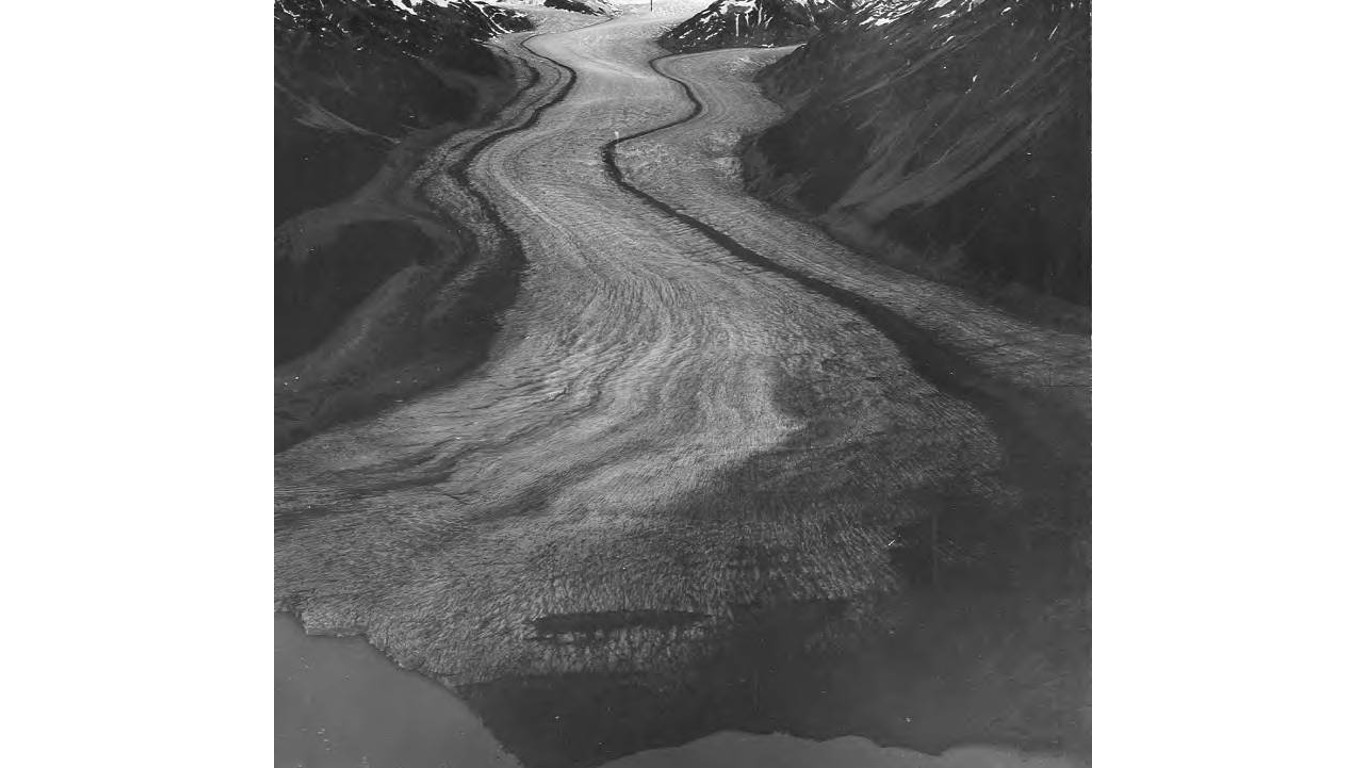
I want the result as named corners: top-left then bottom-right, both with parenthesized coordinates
top-left (275, 0), bottom-right (531, 225)
top-left (743, 0), bottom-right (1091, 310)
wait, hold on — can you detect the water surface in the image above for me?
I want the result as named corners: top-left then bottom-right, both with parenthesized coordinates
top-left (275, 613), bottom-right (522, 768)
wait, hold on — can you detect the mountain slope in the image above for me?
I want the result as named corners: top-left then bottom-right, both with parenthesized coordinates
top-left (275, 0), bottom-right (531, 225)
top-left (660, 0), bottom-right (852, 53)
top-left (742, 0), bottom-right (1091, 309)
top-left (544, 0), bottom-right (618, 16)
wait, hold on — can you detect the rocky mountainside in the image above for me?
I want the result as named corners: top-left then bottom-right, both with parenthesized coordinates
top-left (743, 0), bottom-right (1091, 310)
top-left (543, 0), bottom-right (617, 16)
top-left (660, 0), bottom-right (852, 53)
top-left (275, 0), bottom-right (531, 225)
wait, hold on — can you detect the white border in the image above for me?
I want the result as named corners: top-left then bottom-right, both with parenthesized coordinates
top-left (6, 0), bottom-right (1365, 766)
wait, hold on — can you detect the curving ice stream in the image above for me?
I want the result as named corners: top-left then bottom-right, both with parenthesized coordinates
top-left (277, 7), bottom-right (1089, 767)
